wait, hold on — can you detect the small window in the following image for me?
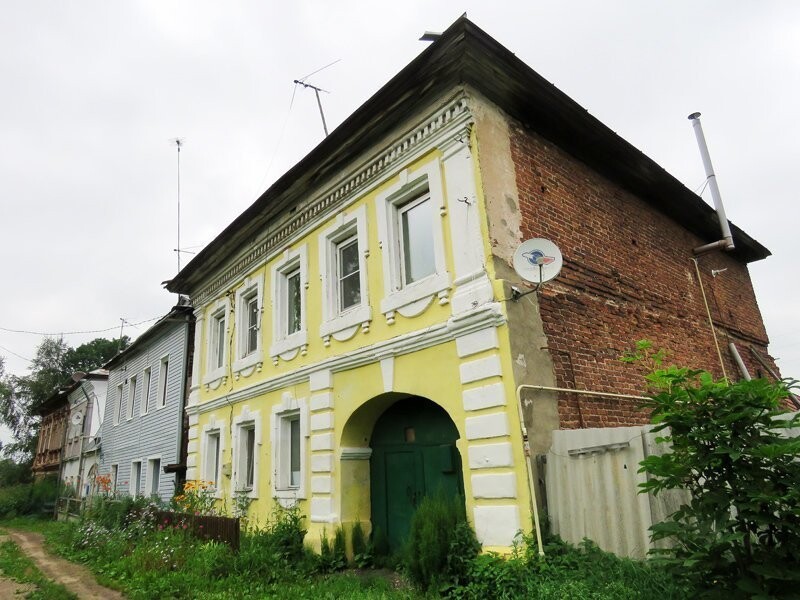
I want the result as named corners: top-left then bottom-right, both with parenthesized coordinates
top-left (245, 295), bottom-right (259, 356)
top-left (286, 268), bottom-right (302, 336)
top-left (147, 458), bottom-right (161, 497)
top-left (337, 236), bottom-right (361, 312)
top-left (110, 464), bottom-right (119, 492)
top-left (130, 461), bottom-right (142, 497)
top-left (114, 384), bottom-right (123, 426)
top-left (141, 368), bottom-right (151, 416)
top-left (398, 194), bottom-right (435, 285)
top-left (127, 376), bottom-right (137, 421)
top-left (289, 416), bottom-right (301, 487)
top-left (211, 311), bottom-right (226, 370)
top-left (236, 424), bottom-right (256, 491)
top-left (205, 430), bottom-right (221, 490)
top-left (157, 357), bottom-right (169, 408)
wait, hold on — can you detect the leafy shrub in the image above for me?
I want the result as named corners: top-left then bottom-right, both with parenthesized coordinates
top-left (0, 475), bottom-right (57, 518)
top-left (318, 526), bottom-right (348, 573)
top-left (404, 493), bottom-right (480, 591)
top-left (634, 361), bottom-right (800, 596)
top-left (351, 521), bottom-right (374, 568)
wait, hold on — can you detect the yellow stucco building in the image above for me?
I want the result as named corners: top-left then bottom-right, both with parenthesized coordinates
top-left (168, 31), bottom-right (537, 553)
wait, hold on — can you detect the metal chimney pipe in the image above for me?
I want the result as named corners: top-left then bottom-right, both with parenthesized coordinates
top-left (688, 112), bottom-right (734, 252)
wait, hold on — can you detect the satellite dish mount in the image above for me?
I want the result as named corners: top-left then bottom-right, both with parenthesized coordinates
top-left (510, 238), bottom-right (563, 301)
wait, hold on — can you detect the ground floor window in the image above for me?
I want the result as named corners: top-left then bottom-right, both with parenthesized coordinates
top-left (130, 461), bottom-right (142, 497)
top-left (147, 458), bottom-right (161, 497)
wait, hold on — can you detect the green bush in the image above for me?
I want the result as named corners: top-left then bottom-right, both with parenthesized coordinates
top-left (0, 475), bottom-right (57, 518)
top-left (404, 493), bottom-right (480, 592)
top-left (634, 360), bottom-right (800, 596)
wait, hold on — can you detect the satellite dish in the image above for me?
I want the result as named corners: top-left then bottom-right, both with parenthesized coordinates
top-left (71, 412), bottom-right (84, 426)
top-left (512, 238), bottom-right (563, 284)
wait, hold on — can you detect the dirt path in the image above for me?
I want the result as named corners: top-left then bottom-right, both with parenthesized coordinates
top-left (7, 529), bottom-right (125, 600)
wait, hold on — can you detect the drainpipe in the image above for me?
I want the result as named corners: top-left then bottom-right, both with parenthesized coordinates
top-left (729, 343), bottom-right (751, 381)
top-left (515, 385), bottom-right (545, 557)
top-left (688, 113), bottom-right (735, 254)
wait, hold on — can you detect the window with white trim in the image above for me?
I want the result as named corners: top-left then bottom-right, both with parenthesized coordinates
top-left (146, 457), bottom-right (161, 497)
top-left (157, 356), bottom-right (169, 409)
top-left (211, 310), bottom-right (226, 369)
top-left (376, 162), bottom-right (450, 316)
top-left (113, 384), bottom-right (123, 426)
top-left (204, 429), bottom-right (222, 492)
top-left (204, 298), bottom-right (230, 383)
top-left (398, 193), bottom-right (435, 284)
top-left (233, 275), bottom-right (264, 373)
top-left (233, 409), bottom-right (261, 497)
top-left (271, 397), bottom-right (308, 500)
top-left (110, 464), bottom-right (118, 493)
top-left (126, 376), bottom-right (137, 421)
top-left (270, 246), bottom-right (308, 358)
top-left (318, 205), bottom-right (371, 339)
top-left (130, 460), bottom-right (142, 497)
top-left (141, 368), bottom-right (151, 416)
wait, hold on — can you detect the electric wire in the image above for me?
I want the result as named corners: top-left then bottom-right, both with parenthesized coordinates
top-left (0, 344), bottom-right (32, 363)
top-left (251, 83), bottom-right (299, 200)
top-left (0, 316), bottom-right (161, 337)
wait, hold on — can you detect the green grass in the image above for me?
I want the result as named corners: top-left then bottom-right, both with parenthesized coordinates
top-left (0, 538), bottom-right (76, 600)
top-left (3, 516), bottom-right (692, 599)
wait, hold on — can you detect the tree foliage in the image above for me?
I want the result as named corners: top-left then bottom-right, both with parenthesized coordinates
top-left (0, 335), bottom-right (128, 462)
top-left (634, 354), bottom-right (800, 597)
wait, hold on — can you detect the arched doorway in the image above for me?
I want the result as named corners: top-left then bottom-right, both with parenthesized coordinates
top-left (369, 396), bottom-right (464, 550)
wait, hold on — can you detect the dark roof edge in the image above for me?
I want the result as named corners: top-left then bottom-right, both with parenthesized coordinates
top-left (103, 304), bottom-right (194, 371)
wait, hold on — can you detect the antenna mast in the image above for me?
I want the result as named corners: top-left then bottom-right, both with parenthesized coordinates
top-left (293, 59), bottom-right (340, 138)
top-left (171, 138), bottom-right (185, 273)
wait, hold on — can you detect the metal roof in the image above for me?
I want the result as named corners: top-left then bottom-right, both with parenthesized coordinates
top-left (167, 16), bottom-right (769, 294)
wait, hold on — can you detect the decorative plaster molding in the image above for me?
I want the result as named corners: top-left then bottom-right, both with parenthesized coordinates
top-left (191, 95), bottom-right (472, 306)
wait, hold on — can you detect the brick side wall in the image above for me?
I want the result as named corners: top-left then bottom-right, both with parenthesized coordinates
top-left (506, 123), bottom-right (777, 428)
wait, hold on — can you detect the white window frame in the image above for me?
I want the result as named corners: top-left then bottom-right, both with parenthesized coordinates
top-left (318, 205), bottom-right (371, 339)
top-left (126, 376), bottom-right (137, 421)
top-left (233, 274), bottom-right (264, 373)
top-left (110, 464), bottom-right (119, 493)
top-left (141, 367), bottom-right (151, 416)
top-left (375, 161), bottom-right (450, 316)
top-left (232, 406), bottom-right (261, 498)
top-left (146, 456), bottom-right (162, 498)
top-left (270, 245), bottom-right (308, 358)
top-left (204, 297), bottom-right (229, 384)
top-left (202, 422), bottom-right (225, 498)
top-left (271, 396), bottom-right (308, 500)
top-left (113, 383), bottom-right (123, 426)
top-left (156, 355), bottom-right (169, 409)
top-left (130, 460), bottom-right (142, 497)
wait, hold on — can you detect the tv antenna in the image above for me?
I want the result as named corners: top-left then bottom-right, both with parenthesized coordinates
top-left (293, 59), bottom-right (340, 137)
top-left (170, 137), bottom-right (186, 274)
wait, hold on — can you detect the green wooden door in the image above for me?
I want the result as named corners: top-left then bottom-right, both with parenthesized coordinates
top-left (370, 397), bottom-right (464, 551)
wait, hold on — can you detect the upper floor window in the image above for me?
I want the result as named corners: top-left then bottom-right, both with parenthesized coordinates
top-left (233, 274), bottom-right (265, 375)
top-left (157, 356), bottom-right (169, 409)
top-left (319, 205), bottom-right (371, 341)
top-left (126, 376), bottom-right (137, 421)
top-left (141, 367), bottom-right (151, 416)
top-left (375, 161), bottom-right (450, 318)
top-left (270, 246), bottom-right (308, 359)
top-left (398, 193), bottom-right (435, 285)
top-left (205, 297), bottom-right (230, 383)
top-left (113, 383), bottom-right (123, 426)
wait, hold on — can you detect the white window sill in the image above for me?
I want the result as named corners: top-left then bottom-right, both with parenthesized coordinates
top-left (203, 366), bottom-right (227, 387)
top-left (270, 330), bottom-right (308, 359)
top-left (380, 271), bottom-right (451, 315)
top-left (319, 304), bottom-right (372, 339)
top-left (274, 487), bottom-right (305, 500)
top-left (232, 350), bottom-right (263, 375)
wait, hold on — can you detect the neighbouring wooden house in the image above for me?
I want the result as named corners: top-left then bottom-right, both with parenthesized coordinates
top-left (98, 303), bottom-right (194, 501)
top-left (32, 389), bottom-right (69, 479)
top-left (61, 369), bottom-right (108, 497)
top-left (166, 17), bottom-right (777, 552)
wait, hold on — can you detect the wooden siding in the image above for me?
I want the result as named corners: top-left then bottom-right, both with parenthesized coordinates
top-left (99, 318), bottom-right (190, 502)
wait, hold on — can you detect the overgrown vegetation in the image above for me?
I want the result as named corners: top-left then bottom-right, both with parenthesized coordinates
top-left (0, 475), bottom-right (57, 519)
top-left (625, 340), bottom-right (800, 597)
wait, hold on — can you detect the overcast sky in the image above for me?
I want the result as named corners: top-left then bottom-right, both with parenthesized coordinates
top-left (2, 1), bottom-right (799, 444)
